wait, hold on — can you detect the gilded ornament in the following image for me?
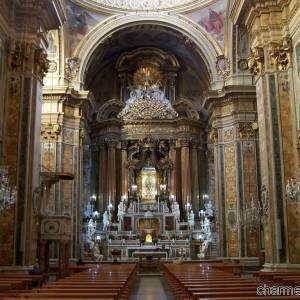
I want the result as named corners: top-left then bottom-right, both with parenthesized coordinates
top-left (133, 66), bottom-right (162, 89)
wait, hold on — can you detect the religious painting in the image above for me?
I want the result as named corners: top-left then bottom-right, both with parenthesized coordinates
top-left (139, 167), bottom-right (157, 203)
top-left (47, 30), bottom-right (58, 59)
top-left (237, 26), bottom-right (249, 59)
top-left (123, 216), bottom-right (133, 231)
top-left (296, 42), bottom-right (300, 76)
top-left (184, 0), bottom-right (227, 46)
top-left (65, 0), bottom-right (107, 53)
top-left (165, 216), bottom-right (175, 231)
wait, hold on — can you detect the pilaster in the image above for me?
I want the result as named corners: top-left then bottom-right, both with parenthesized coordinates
top-left (246, 1), bottom-right (300, 267)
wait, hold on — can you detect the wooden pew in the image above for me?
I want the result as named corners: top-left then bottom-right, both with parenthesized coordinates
top-left (6, 263), bottom-right (137, 300)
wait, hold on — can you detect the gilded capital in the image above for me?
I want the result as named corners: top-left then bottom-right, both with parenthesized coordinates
top-left (268, 36), bottom-right (292, 71)
top-left (247, 47), bottom-right (265, 78)
top-left (41, 123), bottom-right (61, 140)
top-left (238, 122), bottom-right (257, 140)
top-left (179, 138), bottom-right (191, 148)
top-left (105, 138), bottom-right (119, 148)
top-left (209, 128), bottom-right (218, 144)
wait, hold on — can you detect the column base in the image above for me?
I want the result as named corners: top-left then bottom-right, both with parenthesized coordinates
top-left (262, 263), bottom-right (300, 272)
top-left (219, 256), bottom-right (260, 268)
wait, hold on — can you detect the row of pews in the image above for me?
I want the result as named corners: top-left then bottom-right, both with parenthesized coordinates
top-left (1, 263), bottom-right (137, 300)
top-left (163, 262), bottom-right (300, 300)
top-left (0, 274), bottom-right (48, 299)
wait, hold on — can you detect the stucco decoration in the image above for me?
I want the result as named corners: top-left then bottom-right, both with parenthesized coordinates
top-left (118, 87), bottom-right (178, 120)
top-left (75, 0), bottom-right (214, 12)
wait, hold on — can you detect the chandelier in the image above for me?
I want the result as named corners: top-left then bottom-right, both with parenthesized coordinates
top-left (286, 178), bottom-right (300, 203)
top-left (0, 166), bottom-right (17, 213)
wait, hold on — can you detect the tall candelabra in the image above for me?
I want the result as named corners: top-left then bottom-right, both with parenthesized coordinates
top-left (0, 166), bottom-right (17, 213)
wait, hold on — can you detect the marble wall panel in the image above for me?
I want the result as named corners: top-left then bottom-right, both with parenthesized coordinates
top-left (224, 143), bottom-right (239, 257)
top-left (278, 72), bottom-right (300, 263)
top-left (242, 141), bottom-right (259, 257)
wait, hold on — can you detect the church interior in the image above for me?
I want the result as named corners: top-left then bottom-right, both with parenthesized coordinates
top-left (0, 0), bottom-right (300, 299)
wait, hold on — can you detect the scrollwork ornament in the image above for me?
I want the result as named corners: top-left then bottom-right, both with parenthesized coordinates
top-left (216, 55), bottom-right (230, 80)
top-left (35, 48), bottom-right (49, 80)
top-left (65, 57), bottom-right (80, 81)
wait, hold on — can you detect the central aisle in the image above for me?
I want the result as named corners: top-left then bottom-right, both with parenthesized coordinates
top-left (129, 276), bottom-right (174, 300)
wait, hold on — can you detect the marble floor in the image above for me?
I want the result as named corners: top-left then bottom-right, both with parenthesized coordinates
top-left (129, 275), bottom-right (175, 300)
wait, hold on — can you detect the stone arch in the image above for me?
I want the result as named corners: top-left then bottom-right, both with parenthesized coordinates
top-left (173, 98), bottom-right (200, 120)
top-left (73, 13), bottom-right (223, 89)
top-left (96, 99), bottom-right (124, 121)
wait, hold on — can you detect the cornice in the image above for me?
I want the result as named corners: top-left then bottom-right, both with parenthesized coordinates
top-left (71, 0), bottom-right (217, 15)
top-left (203, 85), bottom-right (257, 112)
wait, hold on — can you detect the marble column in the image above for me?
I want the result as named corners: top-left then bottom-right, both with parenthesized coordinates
top-left (169, 141), bottom-right (177, 197)
top-left (121, 141), bottom-right (128, 198)
top-left (167, 72), bottom-right (177, 103)
top-left (98, 141), bottom-right (107, 212)
top-left (190, 140), bottom-right (200, 212)
top-left (107, 139), bottom-right (118, 209)
top-left (180, 138), bottom-right (191, 211)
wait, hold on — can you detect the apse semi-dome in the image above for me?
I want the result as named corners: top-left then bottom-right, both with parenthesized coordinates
top-left (75, 0), bottom-right (214, 12)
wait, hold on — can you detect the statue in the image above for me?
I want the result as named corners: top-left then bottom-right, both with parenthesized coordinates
top-left (188, 210), bottom-right (195, 228)
top-left (163, 203), bottom-right (169, 213)
top-left (93, 243), bottom-right (103, 262)
top-left (204, 201), bottom-right (214, 217)
top-left (87, 218), bottom-right (96, 237)
top-left (117, 200), bottom-right (125, 223)
top-left (172, 201), bottom-right (180, 221)
top-left (128, 202), bottom-right (134, 213)
top-left (103, 211), bottom-right (110, 231)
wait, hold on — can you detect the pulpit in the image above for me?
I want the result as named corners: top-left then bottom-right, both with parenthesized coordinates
top-left (40, 216), bottom-right (71, 277)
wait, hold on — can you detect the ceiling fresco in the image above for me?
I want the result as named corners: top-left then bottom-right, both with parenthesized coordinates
top-left (183, 0), bottom-right (227, 46)
top-left (65, 0), bottom-right (227, 56)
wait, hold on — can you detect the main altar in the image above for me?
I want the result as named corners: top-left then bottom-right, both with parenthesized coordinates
top-left (80, 55), bottom-right (215, 262)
